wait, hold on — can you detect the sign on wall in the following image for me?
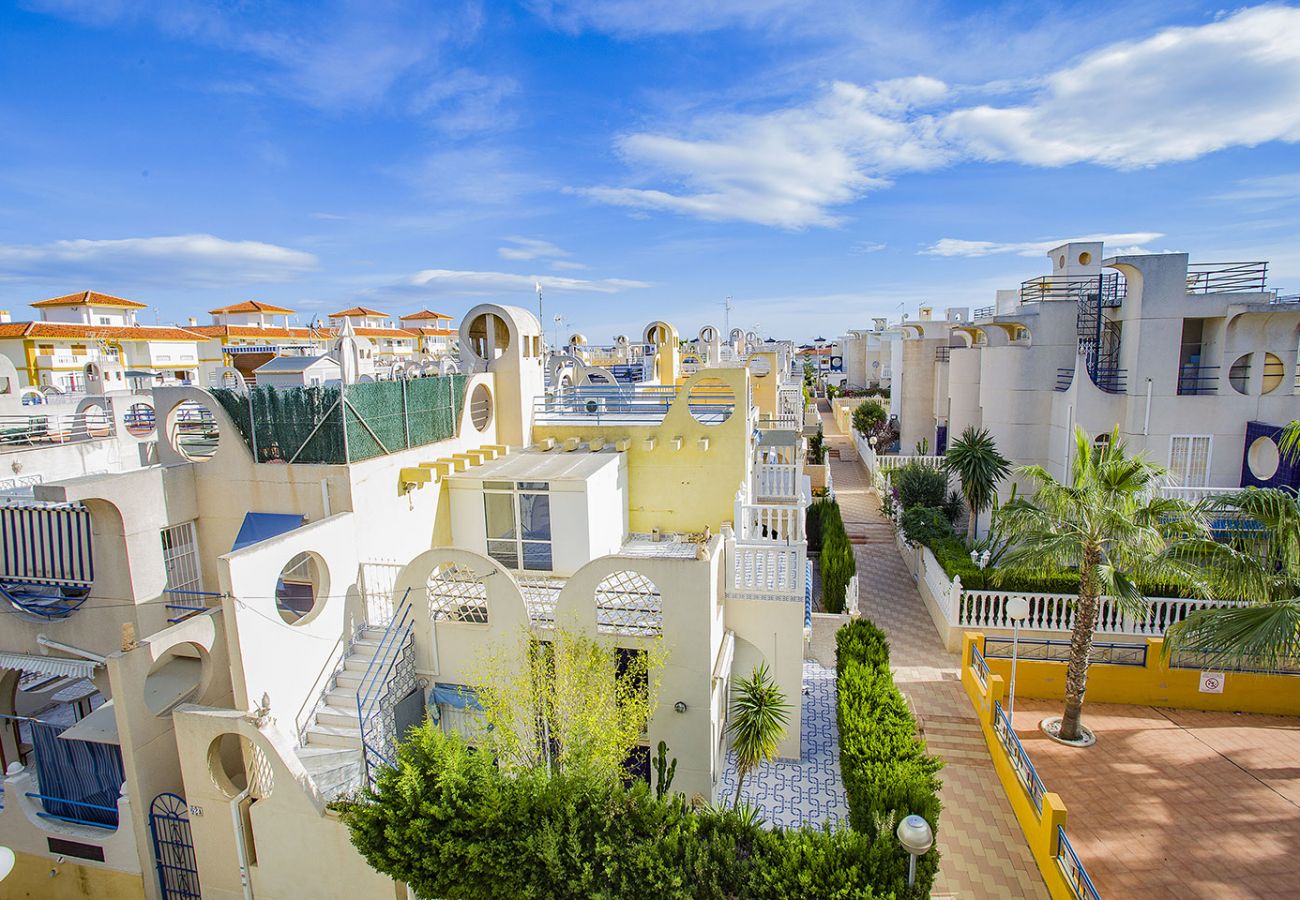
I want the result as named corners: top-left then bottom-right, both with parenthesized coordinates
top-left (1199, 671), bottom-right (1225, 694)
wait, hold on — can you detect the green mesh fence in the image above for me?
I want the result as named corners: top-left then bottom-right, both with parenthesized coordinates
top-left (211, 374), bottom-right (468, 464)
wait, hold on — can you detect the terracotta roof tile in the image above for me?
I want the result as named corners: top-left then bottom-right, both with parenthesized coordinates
top-left (399, 308), bottom-right (453, 321)
top-left (208, 300), bottom-right (296, 315)
top-left (329, 306), bottom-right (388, 318)
top-left (0, 321), bottom-right (205, 341)
top-left (189, 325), bottom-right (329, 339)
top-left (31, 291), bottom-right (148, 309)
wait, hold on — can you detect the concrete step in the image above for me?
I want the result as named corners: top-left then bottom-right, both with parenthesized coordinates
top-left (315, 704), bottom-right (361, 729)
top-left (334, 670), bottom-right (364, 690)
top-left (304, 722), bottom-right (363, 750)
top-left (295, 746), bottom-right (363, 800)
top-left (326, 687), bottom-right (360, 708)
top-left (348, 639), bottom-right (383, 658)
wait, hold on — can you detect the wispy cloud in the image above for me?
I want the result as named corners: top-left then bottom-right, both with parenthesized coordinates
top-left (398, 268), bottom-right (650, 295)
top-left (550, 260), bottom-right (589, 271)
top-left (851, 241), bottom-right (886, 254)
top-left (526, 0), bottom-right (809, 36)
top-left (921, 232), bottom-right (1164, 258)
top-left (497, 237), bottom-right (571, 261)
top-left (581, 6), bottom-right (1300, 228)
top-left (0, 234), bottom-right (318, 285)
top-left (1212, 173), bottom-right (1300, 206)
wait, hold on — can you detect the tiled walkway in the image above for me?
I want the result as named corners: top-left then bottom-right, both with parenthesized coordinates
top-left (720, 661), bottom-right (850, 828)
top-left (816, 400), bottom-right (1048, 899)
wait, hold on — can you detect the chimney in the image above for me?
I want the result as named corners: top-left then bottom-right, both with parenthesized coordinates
top-left (0, 310), bottom-right (10, 323)
top-left (187, 317), bottom-right (197, 327)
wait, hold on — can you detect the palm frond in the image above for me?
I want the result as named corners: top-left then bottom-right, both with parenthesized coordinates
top-left (1163, 599), bottom-right (1300, 673)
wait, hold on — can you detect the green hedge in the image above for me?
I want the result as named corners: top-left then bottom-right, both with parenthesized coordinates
top-left (836, 620), bottom-right (943, 895)
top-left (811, 498), bottom-right (856, 614)
top-left (339, 726), bottom-right (902, 899)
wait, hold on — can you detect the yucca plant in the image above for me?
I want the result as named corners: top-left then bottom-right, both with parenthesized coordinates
top-left (728, 662), bottom-right (791, 808)
top-left (943, 426), bottom-right (1011, 541)
top-left (1164, 488), bottom-right (1300, 672)
top-left (996, 427), bottom-right (1207, 742)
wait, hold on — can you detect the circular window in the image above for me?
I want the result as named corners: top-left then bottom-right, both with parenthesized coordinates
top-left (168, 400), bottom-right (220, 461)
top-left (144, 642), bottom-right (208, 716)
top-left (1261, 352), bottom-right (1285, 394)
top-left (686, 377), bottom-right (736, 425)
top-left (275, 552), bottom-right (325, 625)
top-left (208, 733), bottom-right (273, 799)
top-left (1229, 354), bottom-right (1252, 395)
top-left (748, 356), bottom-right (771, 377)
top-left (1058, 255), bottom-right (1066, 269)
top-left (1078, 252), bottom-right (1092, 266)
top-left (124, 402), bottom-right (156, 436)
top-left (1248, 436), bottom-right (1281, 481)
top-left (467, 313), bottom-right (511, 361)
top-left (470, 384), bottom-right (493, 431)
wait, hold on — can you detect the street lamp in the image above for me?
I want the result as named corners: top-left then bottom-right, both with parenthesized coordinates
top-left (896, 814), bottom-right (934, 887)
top-left (1006, 596), bottom-right (1031, 717)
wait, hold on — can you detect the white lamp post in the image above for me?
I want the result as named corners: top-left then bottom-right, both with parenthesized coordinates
top-left (896, 814), bottom-right (934, 887)
top-left (1006, 596), bottom-right (1030, 718)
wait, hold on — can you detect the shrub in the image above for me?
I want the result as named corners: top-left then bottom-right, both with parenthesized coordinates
top-left (851, 400), bottom-right (886, 437)
top-left (815, 499), bottom-right (856, 614)
top-left (900, 506), bottom-right (954, 548)
top-left (808, 427), bottom-right (826, 465)
top-left (890, 462), bottom-right (948, 512)
top-left (338, 726), bottom-right (895, 899)
top-left (836, 619), bottom-right (943, 896)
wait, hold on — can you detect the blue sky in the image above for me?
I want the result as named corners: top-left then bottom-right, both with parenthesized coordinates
top-left (1, 1), bottom-right (1299, 342)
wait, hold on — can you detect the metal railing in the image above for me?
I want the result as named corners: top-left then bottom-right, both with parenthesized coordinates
top-left (1056, 826), bottom-right (1101, 899)
top-left (993, 700), bottom-right (1047, 813)
top-left (1186, 262), bottom-right (1267, 294)
top-left (534, 385), bottom-right (735, 426)
top-left (935, 346), bottom-right (951, 363)
top-left (973, 305), bottom-right (995, 320)
top-left (1270, 291), bottom-right (1300, 305)
top-left (1055, 368), bottom-right (1074, 392)
top-left (357, 589), bottom-right (414, 785)
top-left (1090, 367), bottom-right (1126, 394)
top-left (971, 641), bottom-right (990, 691)
top-left (1176, 364), bottom-right (1219, 396)
top-left (25, 791), bottom-right (118, 830)
top-left (163, 589), bottom-right (222, 624)
top-left (0, 411), bottom-right (116, 448)
top-left (983, 637), bottom-right (1147, 667)
top-left (1168, 648), bottom-right (1300, 676)
top-left (1021, 273), bottom-right (1125, 306)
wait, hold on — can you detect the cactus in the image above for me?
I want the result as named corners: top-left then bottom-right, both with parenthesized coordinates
top-left (653, 740), bottom-right (677, 799)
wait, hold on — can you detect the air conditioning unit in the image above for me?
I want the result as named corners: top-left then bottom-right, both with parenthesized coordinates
top-left (583, 397), bottom-right (606, 415)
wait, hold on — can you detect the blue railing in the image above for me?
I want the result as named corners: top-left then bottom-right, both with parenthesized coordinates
top-left (982, 637), bottom-right (1147, 667)
top-left (1090, 367), bottom-right (1126, 394)
top-left (1176, 365), bottom-right (1219, 396)
top-left (993, 700), bottom-right (1046, 813)
top-left (971, 642), bottom-right (990, 690)
top-left (357, 589), bottom-right (414, 785)
top-left (804, 559), bottom-right (812, 629)
top-left (1055, 368), bottom-right (1074, 392)
top-left (26, 791), bottom-right (118, 830)
top-left (1057, 825), bottom-right (1101, 899)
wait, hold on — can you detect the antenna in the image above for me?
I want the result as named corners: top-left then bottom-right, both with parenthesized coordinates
top-left (535, 282), bottom-right (544, 331)
top-left (723, 295), bottom-right (733, 335)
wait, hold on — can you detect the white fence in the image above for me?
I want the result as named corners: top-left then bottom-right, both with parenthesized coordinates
top-left (727, 538), bottom-right (805, 601)
top-left (753, 463), bottom-right (801, 500)
top-left (901, 534), bottom-right (1241, 650)
top-left (1157, 485), bottom-right (1239, 504)
top-left (360, 560), bottom-right (405, 626)
top-left (737, 502), bottom-right (805, 543)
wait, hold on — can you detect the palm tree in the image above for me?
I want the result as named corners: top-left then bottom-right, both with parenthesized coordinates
top-left (1163, 488), bottom-right (1300, 671)
top-left (943, 426), bottom-right (1011, 541)
top-left (727, 662), bottom-right (791, 808)
top-left (1280, 421), bottom-right (1300, 461)
top-left (995, 427), bottom-right (1206, 742)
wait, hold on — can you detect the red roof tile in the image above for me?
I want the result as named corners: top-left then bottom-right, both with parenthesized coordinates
top-left (329, 306), bottom-right (388, 318)
top-left (31, 291), bottom-right (148, 309)
top-left (208, 300), bottom-right (296, 315)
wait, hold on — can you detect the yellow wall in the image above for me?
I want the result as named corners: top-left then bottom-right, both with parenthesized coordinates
top-left (532, 370), bottom-right (750, 534)
top-left (975, 634), bottom-right (1300, 716)
top-left (2, 853), bottom-right (146, 900)
top-left (959, 635), bottom-right (1078, 900)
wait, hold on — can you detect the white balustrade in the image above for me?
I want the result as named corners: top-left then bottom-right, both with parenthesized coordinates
top-left (957, 589), bottom-right (1237, 636)
top-left (753, 463), bottom-right (800, 500)
top-left (1158, 485), bottom-right (1237, 504)
top-left (737, 502), bottom-right (805, 543)
top-left (728, 540), bottom-right (804, 599)
top-left (877, 454), bottom-right (946, 472)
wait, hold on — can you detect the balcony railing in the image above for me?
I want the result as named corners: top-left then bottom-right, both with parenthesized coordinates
top-left (1021, 273), bottom-right (1125, 306)
top-left (0, 411), bottom-right (116, 448)
top-left (1091, 367), bottom-right (1126, 394)
top-left (1055, 368), bottom-right (1074, 392)
top-left (935, 346), bottom-right (951, 363)
top-left (1186, 261), bottom-right (1268, 294)
top-left (973, 305), bottom-right (995, 320)
top-left (533, 385), bottom-right (736, 427)
top-left (1177, 364), bottom-right (1219, 396)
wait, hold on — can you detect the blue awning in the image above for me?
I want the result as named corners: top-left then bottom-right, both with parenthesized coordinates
top-left (231, 513), bottom-right (305, 552)
top-left (429, 683), bottom-right (483, 711)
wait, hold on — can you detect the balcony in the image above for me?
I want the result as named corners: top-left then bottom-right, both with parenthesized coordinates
top-left (533, 384), bottom-right (736, 427)
top-left (1186, 262), bottom-right (1268, 294)
top-left (1020, 273), bottom-right (1126, 306)
top-left (973, 306), bottom-right (995, 320)
top-left (1177, 365), bottom-right (1219, 396)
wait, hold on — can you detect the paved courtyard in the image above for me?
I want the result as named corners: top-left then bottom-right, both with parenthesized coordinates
top-left (1011, 698), bottom-right (1300, 899)
top-left (720, 660), bottom-right (850, 828)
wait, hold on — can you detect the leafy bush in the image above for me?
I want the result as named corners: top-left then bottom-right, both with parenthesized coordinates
top-left (890, 462), bottom-right (948, 512)
top-left (836, 619), bottom-right (943, 896)
top-left (900, 506), bottom-right (953, 548)
top-left (851, 400), bottom-right (886, 437)
top-left (338, 726), bottom-right (897, 899)
top-left (814, 499), bottom-right (856, 614)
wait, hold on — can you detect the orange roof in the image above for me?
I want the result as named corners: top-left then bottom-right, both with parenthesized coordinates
top-left (353, 327), bottom-right (415, 338)
top-left (0, 321), bottom-right (205, 341)
top-left (208, 300), bottom-right (296, 315)
top-left (31, 291), bottom-right (148, 310)
top-left (189, 324), bottom-right (330, 340)
top-left (399, 308), bottom-right (453, 321)
top-left (414, 327), bottom-right (457, 336)
top-left (330, 306), bottom-right (388, 318)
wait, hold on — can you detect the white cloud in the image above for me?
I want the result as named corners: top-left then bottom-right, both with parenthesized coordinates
top-left (921, 232), bottom-right (1164, 258)
top-left (0, 234), bottom-right (318, 285)
top-left (851, 241), bottom-right (886, 254)
top-left (582, 6), bottom-right (1300, 227)
top-left (526, 0), bottom-right (808, 36)
top-left (497, 237), bottom-right (570, 261)
top-left (1213, 173), bottom-right (1300, 205)
top-left (401, 269), bottom-right (650, 295)
top-left (551, 260), bottom-right (589, 271)
top-left (580, 78), bottom-right (949, 228)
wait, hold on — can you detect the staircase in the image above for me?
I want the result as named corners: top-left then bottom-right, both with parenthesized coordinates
top-left (293, 627), bottom-right (389, 799)
top-left (919, 714), bottom-right (990, 766)
top-left (846, 521), bottom-right (894, 545)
